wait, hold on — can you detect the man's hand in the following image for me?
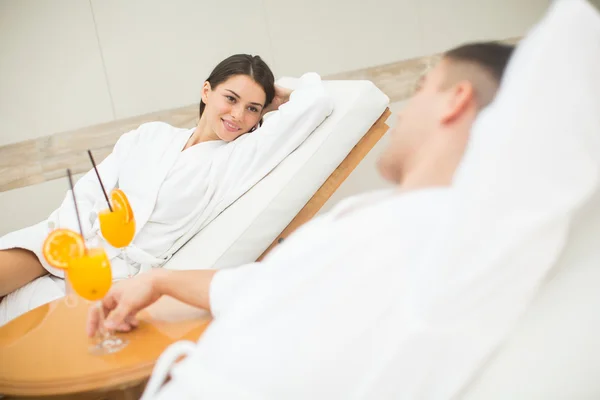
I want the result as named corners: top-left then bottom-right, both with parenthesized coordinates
top-left (86, 269), bottom-right (165, 337)
top-left (86, 268), bottom-right (217, 337)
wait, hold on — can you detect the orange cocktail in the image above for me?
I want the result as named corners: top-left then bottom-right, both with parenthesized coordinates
top-left (67, 248), bottom-right (112, 302)
top-left (99, 188), bottom-right (135, 248)
top-left (43, 228), bottom-right (85, 306)
top-left (99, 189), bottom-right (136, 278)
top-left (43, 229), bottom-right (128, 354)
top-left (98, 210), bottom-right (135, 248)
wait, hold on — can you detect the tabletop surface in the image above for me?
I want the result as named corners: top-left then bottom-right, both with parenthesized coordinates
top-left (0, 295), bottom-right (211, 396)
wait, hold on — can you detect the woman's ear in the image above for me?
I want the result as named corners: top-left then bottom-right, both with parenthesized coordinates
top-left (201, 81), bottom-right (212, 105)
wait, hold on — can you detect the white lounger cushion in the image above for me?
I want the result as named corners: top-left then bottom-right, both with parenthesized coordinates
top-left (166, 79), bottom-right (389, 271)
top-left (462, 1), bottom-right (600, 398)
top-left (463, 192), bottom-right (600, 399)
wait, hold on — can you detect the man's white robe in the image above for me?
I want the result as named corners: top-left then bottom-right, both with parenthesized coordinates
top-left (145, 2), bottom-right (600, 399)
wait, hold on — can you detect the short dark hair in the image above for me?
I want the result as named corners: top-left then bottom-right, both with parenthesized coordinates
top-left (199, 54), bottom-right (275, 122)
top-left (442, 42), bottom-right (515, 108)
top-left (444, 42), bottom-right (514, 84)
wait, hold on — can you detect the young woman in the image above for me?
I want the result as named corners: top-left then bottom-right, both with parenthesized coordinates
top-left (0, 54), bottom-right (333, 324)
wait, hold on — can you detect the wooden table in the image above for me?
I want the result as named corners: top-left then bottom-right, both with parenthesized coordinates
top-left (0, 109), bottom-right (392, 398)
top-left (0, 296), bottom-right (211, 399)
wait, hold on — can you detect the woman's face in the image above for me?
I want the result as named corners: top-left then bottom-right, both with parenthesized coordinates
top-left (201, 74), bottom-right (267, 142)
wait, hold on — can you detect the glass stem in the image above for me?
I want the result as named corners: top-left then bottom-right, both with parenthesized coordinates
top-left (122, 247), bottom-right (134, 278)
top-left (64, 274), bottom-right (78, 307)
top-left (90, 301), bottom-right (128, 355)
top-left (95, 301), bottom-right (110, 342)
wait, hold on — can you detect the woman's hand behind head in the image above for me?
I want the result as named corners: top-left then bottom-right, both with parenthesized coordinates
top-left (263, 85), bottom-right (293, 115)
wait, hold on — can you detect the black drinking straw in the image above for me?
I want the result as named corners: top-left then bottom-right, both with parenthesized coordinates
top-left (67, 169), bottom-right (86, 249)
top-left (87, 149), bottom-right (113, 212)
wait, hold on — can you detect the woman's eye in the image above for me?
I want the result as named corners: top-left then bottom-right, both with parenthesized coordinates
top-left (248, 106), bottom-right (259, 113)
top-left (226, 95), bottom-right (235, 102)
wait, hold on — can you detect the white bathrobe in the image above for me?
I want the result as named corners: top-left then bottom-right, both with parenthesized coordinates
top-left (144, 1), bottom-right (600, 399)
top-left (0, 73), bottom-right (333, 324)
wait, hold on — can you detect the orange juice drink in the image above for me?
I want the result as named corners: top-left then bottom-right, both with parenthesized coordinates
top-left (99, 188), bottom-right (135, 249)
top-left (98, 210), bottom-right (135, 248)
top-left (67, 248), bottom-right (112, 301)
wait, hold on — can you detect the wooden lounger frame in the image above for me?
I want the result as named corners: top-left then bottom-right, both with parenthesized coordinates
top-left (258, 107), bottom-right (391, 261)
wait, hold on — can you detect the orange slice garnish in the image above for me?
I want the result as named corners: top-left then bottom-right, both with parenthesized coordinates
top-left (111, 189), bottom-right (133, 223)
top-left (42, 228), bottom-right (85, 270)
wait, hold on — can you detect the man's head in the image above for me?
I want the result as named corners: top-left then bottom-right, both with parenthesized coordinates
top-left (378, 42), bottom-right (514, 187)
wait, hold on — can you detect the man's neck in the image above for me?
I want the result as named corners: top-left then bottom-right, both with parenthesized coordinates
top-left (399, 143), bottom-right (464, 191)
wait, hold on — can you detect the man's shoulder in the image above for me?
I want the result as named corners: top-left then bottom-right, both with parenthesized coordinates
top-left (326, 187), bottom-right (453, 226)
top-left (370, 187), bottom-right (454, 217)
top-left (392, 187), bottom-right (454, 210)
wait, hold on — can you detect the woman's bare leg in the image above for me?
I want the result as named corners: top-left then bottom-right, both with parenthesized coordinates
top-left (0, 249), bottom-right (47, 296)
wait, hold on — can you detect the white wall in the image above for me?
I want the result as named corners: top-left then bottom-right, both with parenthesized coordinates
top-left (0, 0), bottom-right (549, 146)
top-left (0, 172), bottom-right (84, 235)
top-left (0, 0), bottom-right (114, 146)
top-left (0, 0), bottom-right (549, 235)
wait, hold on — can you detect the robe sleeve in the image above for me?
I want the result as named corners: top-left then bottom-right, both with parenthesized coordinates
top-left (209, 262), bottom-right (263, 319)
top-left (49, 129), bottom-right (140, 238)
top-left (218, 72), bottom-right (334, 201)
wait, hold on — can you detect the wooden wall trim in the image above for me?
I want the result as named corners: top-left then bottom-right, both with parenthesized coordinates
top-left (0, 38), bottom-right (519, 192)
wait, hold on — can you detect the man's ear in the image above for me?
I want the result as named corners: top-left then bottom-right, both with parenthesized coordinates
top-left (440, 81), bottom-right (475, 124)
top-left (201, 81), bottom-right (212, 105)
